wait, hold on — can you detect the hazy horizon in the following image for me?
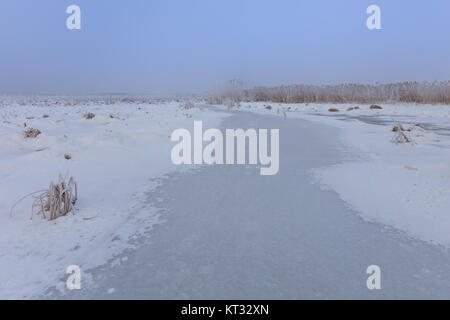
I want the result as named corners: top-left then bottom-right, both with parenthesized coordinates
top-left (1, 0), bottom-right (449, 95)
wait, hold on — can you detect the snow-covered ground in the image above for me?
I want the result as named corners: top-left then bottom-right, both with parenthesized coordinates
top-left (234, 102), bottom-right (450, 247)
top-left (1, 98), bottom-right (449, 299)
top-left (0, 100), bottom-right (228, 299)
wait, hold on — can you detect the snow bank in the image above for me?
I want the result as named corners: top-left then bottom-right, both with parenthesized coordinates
top-left (236, 102), bottom-right (450, 247)
top-left (0, 100), bottom-right (228, 299)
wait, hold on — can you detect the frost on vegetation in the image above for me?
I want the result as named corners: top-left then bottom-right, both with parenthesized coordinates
top-left (391, 123), bottom-right (425, 145)
top-left (208, 81), bottom-right (450, 105)
top-left (179, 101), bottom-right (195, 110)
top-left (11, 175), bottom-right (78, 221)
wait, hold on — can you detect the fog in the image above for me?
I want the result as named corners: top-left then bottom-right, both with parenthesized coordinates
top-left (1, 0), bottom-right (449, 95)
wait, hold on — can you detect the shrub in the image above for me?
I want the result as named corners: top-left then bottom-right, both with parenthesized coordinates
top-left (84, 113), bottom-right (95, 119)
top-left (24, 128), bottom-right (41, 138)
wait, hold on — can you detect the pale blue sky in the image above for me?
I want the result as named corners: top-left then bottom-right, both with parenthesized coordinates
top-left (1, 0), bottom-right (449, 94)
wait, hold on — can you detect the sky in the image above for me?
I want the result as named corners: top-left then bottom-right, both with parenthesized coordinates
top-left (0, 0), bottom-right (449, 95)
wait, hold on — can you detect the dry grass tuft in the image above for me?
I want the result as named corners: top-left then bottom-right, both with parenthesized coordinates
top-left (32, 175), bottom-right (78, 221)
top-left (370, 105), bottom-right (383, 110)
top-left (392, 123), bottom-right (425, 133)
top-left (392, 124), bottom-right (405, 132)
top-left (347, 106), bottom-right (360, 111)
top-left (391, 123), bottom-right (418, 144)
top-left (328, 108), bottom-right (340, 112)
top-left (265, 105), bottom-right (272, 110)
top-left (10, 175), bottom-right (78, 221)
top-left (84, 112), bottom-right (95, 119)
top-left (24, 128), bottom-right (41, 138)
top-left (180, 101), bottom-right (195, 110)
top-left (392, 130), bottom-right (413, 144)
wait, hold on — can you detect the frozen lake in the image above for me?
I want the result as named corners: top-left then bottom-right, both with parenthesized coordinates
top-left (56, 110), bottom-right (450, 299)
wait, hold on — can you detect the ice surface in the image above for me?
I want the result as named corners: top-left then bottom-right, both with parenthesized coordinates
top-left (1, 99), bottom-right (449, 299)
top-left (58, 111), bottom-right (450, 299)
